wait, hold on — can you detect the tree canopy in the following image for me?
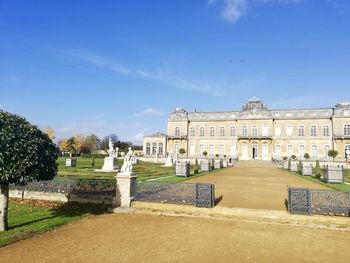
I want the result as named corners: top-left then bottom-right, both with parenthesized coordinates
top-left (0, 111), bottom-right (59, 185)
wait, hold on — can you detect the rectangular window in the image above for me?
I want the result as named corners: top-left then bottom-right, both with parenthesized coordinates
top-left (286, 125), bottom-right (293, 136)
top-left (344, 124), bottom-right (350, 136)
top-left (310, 125), bottom-right (317, 136)
top-left (299, 145), bottom-right (305, 159)
top-left (200, 144), bottom-right (205, 155)
top-left (209, 144), bottom-right (214, 157)
top-left (210, 127), bottom-right (215, 136)
top-left (275, 144), bottom-right (281, 157)
top-left (190, 144), bottom-right (195, 156)
top-left (220, 127), bottom-right (225, 136)
top-left (274, 126), bottom-right (281, 137)
top-left (298, 126), bottom-right (305, 136)
top-left (220, 144), bottom-right (225, 156)
top-left (230, 126), bottom-right (236, 136)
top-left (323, 125), bottom-right (329, 136)
top-left (311, 145), bottom-right (318, 159)
top-left (252, 126), bottom-right (257, 136)
top-left (242, 126), bottom-right (247, 136)
top-left (324, 145), bottom-right (330, 159)
top-left (175, 127), bottom-right (180, 137)
top-left (287, 145), bottom-right (292, 158)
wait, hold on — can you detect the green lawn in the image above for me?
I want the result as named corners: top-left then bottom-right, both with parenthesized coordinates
top-left (287, 170), bottom-right (350, 191)
top-left (57, 157), bottom-right (206, 182)
top-left (0, 199), bottom-right (108, 247)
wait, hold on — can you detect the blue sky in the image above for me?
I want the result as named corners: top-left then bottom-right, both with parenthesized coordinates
top-left (0, 0), bottom-right (349, 144)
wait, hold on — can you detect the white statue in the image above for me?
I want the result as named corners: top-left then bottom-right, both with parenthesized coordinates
top-left (107, 137), bottom-right (115, 158)
top-left (121, 147), bottom-right (133, 174)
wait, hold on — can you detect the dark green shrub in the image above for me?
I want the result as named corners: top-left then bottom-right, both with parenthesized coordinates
top-left (194, 159), bottom-right (199, 174)
top-left (314, 160), bottom-right (321, 179)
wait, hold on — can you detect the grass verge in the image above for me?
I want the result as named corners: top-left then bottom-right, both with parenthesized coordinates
top-left (0, 199), bottom-right (108, 247)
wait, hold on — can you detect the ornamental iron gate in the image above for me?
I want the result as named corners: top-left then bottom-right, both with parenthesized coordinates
top-left (288, 187), bottom-right (350, 217)
top-left (134, 182), bottom-right (215, 208)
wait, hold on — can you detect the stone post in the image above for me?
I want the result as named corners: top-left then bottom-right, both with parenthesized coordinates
top-left (116, 173), bottom-right (137, 207)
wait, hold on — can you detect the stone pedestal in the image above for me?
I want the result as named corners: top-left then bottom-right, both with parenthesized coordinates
top-left (222, 160), bottom-right (228, 168)
top-left (65, 158), bottom-right (76, 167)
top-left (116, 173), bottom-right (137, 207)
top-left (301, 163), bottom-right (313, 176)
top-left (324, 165), bottom-right (344, 184)
top-left (214, 160), bottom-right (223, 169)
top-left (200, 160), bottom-right (211, 172)
top-left (289, 162), bottom-right (298, 172)
top-left (98, 157), bottom-right (118, 172)
top-left (175, 162), bottom-right (190, 177)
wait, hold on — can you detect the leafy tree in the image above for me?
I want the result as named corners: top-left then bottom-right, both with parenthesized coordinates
top-left (215, 154), bottom-right (219, 158)
top-left (66, 137), bottom-right (76, 155)
top-left (58, 138), bottom-right (69, 152)
top-left (304, 153), bottom-right (310, 160)
top-left (328, 150), bottom-right (338, 164)
top-left (44, 127), bottom-right (56, 142)
top-left (291, 155), bottom-right (296, 160)
top-left (73, 134), bottom-right (85, 155)
top-left (314, 160), bottom-right (321, 179)
top-left (202, 151), bottom-right (208, 157)
top-left (179, 148), bottom-right (186, 156)
top-left (283, 156), bottom-right (288, 161)
top-left (82, 134), bottom-right (100, 153)
top-left (0, 111), bottom-right (59, 231)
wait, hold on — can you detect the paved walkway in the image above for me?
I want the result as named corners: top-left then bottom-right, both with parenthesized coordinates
top-left (188, 160), bottom-right (329, 211)
top-left (1, 213), bottom-right (349, 263)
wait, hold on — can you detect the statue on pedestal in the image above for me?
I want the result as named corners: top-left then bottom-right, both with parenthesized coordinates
top-left (107, 137), bottom-right (116, 158)
top-left (121, 147), bottom-right (133, 174)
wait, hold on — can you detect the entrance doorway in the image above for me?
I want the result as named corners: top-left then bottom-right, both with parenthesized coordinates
top-left (252, 144), bottom-right (258, 159)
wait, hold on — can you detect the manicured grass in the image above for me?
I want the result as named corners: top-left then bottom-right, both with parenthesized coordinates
top-left (57, 157), bottom-right (208, 182)
top-left (0, 199), bottom-right (108, 247)
top-left (287, 170), bottom-right (350, 191)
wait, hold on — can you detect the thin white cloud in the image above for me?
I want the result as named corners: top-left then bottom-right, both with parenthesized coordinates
top-left (134, 108), bottom-right (164, 117)
top-left (128, 133), bottom-right (145, 144)
top-left (222, 0), bottom-right (248, 23)
top-left (209, 0), bottom-right (303, 23)
top-left (62, 50), bottom-right (221, 97)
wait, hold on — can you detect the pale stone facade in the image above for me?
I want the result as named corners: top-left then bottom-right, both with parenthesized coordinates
top-left (143, 97), bottom-right (350, 161)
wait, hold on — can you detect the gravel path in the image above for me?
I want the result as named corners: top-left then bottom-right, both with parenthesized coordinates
top-left (188, 160), bottom-right (329, 210)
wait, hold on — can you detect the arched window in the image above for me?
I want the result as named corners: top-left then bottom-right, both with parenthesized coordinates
top-left (344, 124), bottom-right (350, 136)
top-left (323, 125), bottom-right (329, 136)
top-left (200, 127), bottom-right (205, 136)
top-left (152, 143), bottom-right (157, 155)
top-left (146, 143), bottom-right (151, 155)
top-left (158, 143), bottom-right (164, 156)
top-left (175, 127), bottom-right (180, 136)
top-left (230, 127), bottom-right (236, 136)
top-left (210, 127), bottom-right (215, 136)
top-left (190, 127), bottom-right (195, 136)
top-left (310, 125), bottom-right (317, 136)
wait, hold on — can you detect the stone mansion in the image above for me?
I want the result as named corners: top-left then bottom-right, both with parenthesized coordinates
top-left (143, 97), bottom-right (350, 161)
